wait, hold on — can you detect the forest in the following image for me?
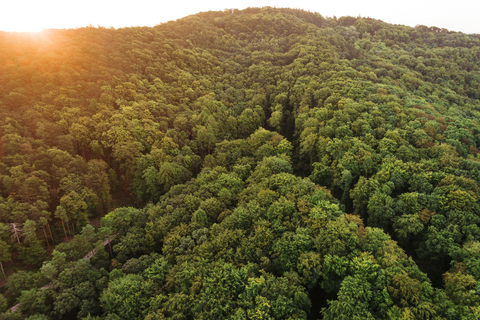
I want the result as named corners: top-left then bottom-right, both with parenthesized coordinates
top-left (1, 6), bottom-right (480, 319)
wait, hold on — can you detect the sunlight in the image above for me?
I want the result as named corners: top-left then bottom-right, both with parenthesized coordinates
top-left (0, 13), bottom-right (46, 33)
top-left (3, 26), bottom-right (45, 33)
top-left (1, 2), bottom-right (48, 32)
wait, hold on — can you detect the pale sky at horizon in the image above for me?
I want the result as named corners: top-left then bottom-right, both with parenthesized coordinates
top-left (1, 0), bottom-right (479, 34)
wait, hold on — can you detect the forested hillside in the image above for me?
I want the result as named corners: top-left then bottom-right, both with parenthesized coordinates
top-left (1, 7), bottom-right (480, 319)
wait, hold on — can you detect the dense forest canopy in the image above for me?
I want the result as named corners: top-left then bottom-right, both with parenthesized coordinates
top-left (1, 6), bottom-right (480, 319)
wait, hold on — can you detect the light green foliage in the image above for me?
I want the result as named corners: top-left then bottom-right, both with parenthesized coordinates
top-left (393, 214), bottom-right (424, 240)
top-left (323, 275), bottom-right (376, 320)
top-left (100, 274), bottom-right (155, 319)
top-left (272, 228), bottom-right (312, 273)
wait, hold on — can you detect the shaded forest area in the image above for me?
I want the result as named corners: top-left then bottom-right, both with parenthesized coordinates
top-left (1, 6), bottom-right (480, 319)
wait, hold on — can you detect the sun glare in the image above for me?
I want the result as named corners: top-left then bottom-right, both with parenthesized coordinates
top-left (1, 4), bottom-right (48, 33)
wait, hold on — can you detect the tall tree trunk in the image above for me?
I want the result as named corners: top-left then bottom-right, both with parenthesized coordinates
top-left (42, 225), bottom-right (50, 249)
top-left (47, 223), bottom-right (55, 245)
top-left (61, 219), bottom-right (68, 241)
top-left (12, 224), bottom-right (21, 244)
top-left (66, 221), bottom-right (72, 237)
top-left (0, 260), bottom-right (6, 282)
top-left (108, 238), bottom-right (113, 258)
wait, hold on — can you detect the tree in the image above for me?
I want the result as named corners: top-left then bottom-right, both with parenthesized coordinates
top-left (0, 240), bottom-right (11, 281)
top-left (272, 228), bottom-right (312, 273)
top-left (38, 216), bottom-right (54, 248)
top-left (158, 162), bottom-right (177, 192)
top-left (100, 274), bottom-right (155, 319)
top-left (18, 288), bottom-right (52, 316)
top-left (8, 223), bottom-right (22, 244)
top-left (322, 275), bottom-right (376, 320)
top-left (17, 238), bottom-right (47, 266)
top-left (238, 108), bottom-right (263, 138)
top-left (0, 293), bottom-right (7, 313)
top-left (367, 192), bottom-right (396, 230)
top-left (58, 191), bottom-right (89, 232)
top-left (195, 125), bottom-right (216, 156)
top-left (22, 219), bottom-right (37, 244)
top-left (54, 206), bottom-right (69, 241)
top-left (40, 250), bottom-right (67, 280)
top-left (393, 214), bottom-right (424, 241)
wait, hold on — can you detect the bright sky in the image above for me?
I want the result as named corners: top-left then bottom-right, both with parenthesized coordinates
top-left (1, 0), bottom-right (479, 34)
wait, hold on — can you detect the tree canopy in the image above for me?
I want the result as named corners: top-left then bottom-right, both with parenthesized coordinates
top-left (2, 7), bottom-right (480, 319)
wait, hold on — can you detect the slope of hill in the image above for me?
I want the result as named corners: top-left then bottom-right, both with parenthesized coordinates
top-left (1, 7), bottom-right (480, 319)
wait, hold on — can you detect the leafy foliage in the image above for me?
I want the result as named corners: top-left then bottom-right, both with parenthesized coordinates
top-left (2, 6), bottom-right (480, 319)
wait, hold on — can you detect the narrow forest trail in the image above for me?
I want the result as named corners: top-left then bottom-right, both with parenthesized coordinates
top-left (9, 239), bottom-right (113, 313)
